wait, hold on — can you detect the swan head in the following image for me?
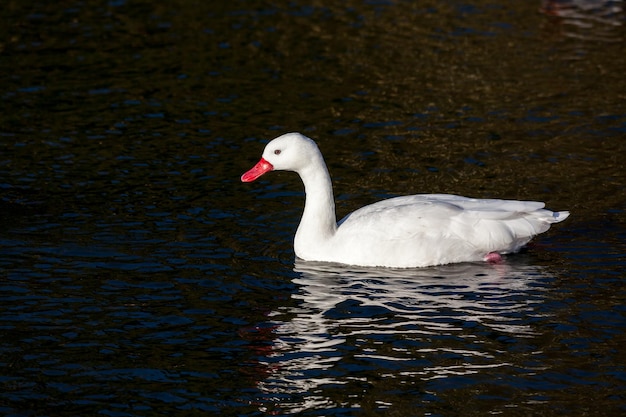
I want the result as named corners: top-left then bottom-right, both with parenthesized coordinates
top-left (241, 132), bottom-right (320, 182)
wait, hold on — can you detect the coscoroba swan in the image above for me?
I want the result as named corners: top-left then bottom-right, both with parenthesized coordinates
top-left (241, 132), bottom-right (569, 268)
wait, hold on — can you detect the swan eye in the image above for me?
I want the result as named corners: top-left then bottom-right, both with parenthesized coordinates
top-left (274, 149), bottom-right (281, 155)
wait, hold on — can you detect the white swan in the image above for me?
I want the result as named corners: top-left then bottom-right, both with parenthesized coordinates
top-left (241, 133), bottom-right (569, 268)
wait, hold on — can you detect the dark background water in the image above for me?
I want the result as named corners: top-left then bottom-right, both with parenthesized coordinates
top-left (1, 0), bottom-right (625, 416)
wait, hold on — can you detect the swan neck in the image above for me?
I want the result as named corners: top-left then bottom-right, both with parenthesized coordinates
top-left (301, 162), bottom-right (336, 229)
top-left (294, 157), bottom-right (337, 255)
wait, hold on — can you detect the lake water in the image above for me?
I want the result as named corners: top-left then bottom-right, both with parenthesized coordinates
top-left (1, 0), bottom-right (625, 416)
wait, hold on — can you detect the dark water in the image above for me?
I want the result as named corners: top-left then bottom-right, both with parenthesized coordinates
top-left (1, 0), bottom-right (625, 416)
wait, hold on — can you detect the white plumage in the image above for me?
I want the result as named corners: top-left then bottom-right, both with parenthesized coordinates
top-left (242, 132), bottom-right (569, 268)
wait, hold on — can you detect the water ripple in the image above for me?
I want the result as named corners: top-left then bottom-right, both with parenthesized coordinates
top-left (255, 259), bottom-right (555, 413)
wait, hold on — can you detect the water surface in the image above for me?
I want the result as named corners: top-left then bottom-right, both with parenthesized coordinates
top-left (1, 0), bottom-right (625, 415)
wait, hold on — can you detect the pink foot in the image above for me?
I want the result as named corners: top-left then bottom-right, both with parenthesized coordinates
top-left (483, 252), bottom-right (503, 264)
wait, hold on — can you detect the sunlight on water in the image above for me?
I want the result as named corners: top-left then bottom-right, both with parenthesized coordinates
top-left (540, 0), bottom-right (624, 42)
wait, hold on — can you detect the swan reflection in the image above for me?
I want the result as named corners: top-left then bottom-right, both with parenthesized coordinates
top-left (256, 259), bottom-right (554, 414)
